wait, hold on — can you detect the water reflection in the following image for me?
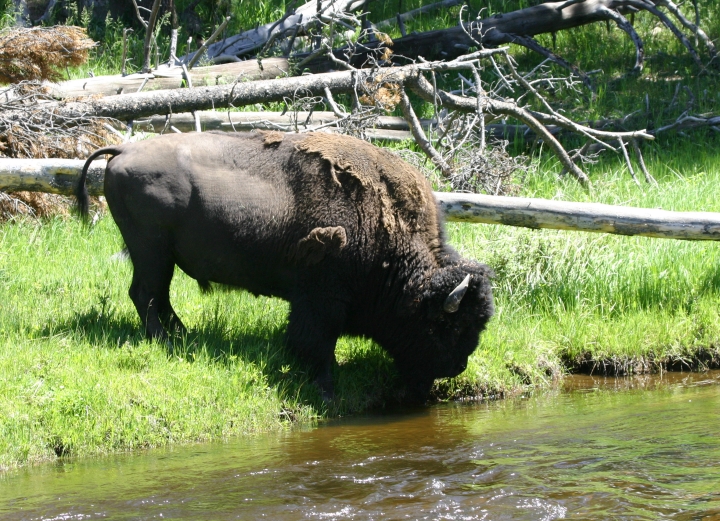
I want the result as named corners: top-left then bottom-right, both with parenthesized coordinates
top-left (2, 372), bottom-right (719, 520)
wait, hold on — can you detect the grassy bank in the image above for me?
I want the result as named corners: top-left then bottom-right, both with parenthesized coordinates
top-left (2, 138), bottom-right (720, 470)
top-left (2, 0), bottom-right (719, 471)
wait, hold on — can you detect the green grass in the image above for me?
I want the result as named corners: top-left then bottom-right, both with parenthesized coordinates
top-left (3, 141), bottom-right (720, 470)
top-left (3, 0), bottom-right (719, 470)
top-left (436, 137), bottom-right (720, 399)
top-left (0, 216), bottom-right (406, 471)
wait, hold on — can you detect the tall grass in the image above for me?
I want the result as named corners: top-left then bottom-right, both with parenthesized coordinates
top-left (439, 140), bottom-right (720, 398)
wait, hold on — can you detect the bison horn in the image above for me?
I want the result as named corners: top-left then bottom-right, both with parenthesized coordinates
top-left (443, 274), bottom-right (471, 313)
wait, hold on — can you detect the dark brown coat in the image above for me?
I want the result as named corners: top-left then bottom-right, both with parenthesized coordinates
top-left (77, 131), bottom-right (494, 400)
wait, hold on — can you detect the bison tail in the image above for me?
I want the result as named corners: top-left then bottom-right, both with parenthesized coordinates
top-left (76, 146), bottom-right (123, 221)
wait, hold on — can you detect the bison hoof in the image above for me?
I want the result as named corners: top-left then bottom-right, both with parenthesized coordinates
top-left (315, 374), bottom-right (335, 404)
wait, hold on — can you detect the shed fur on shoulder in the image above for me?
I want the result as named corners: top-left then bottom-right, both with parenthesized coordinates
top-left (258, 130), bottom-right (285, 146)
top-left (295, 133), bottom-right (440, 242)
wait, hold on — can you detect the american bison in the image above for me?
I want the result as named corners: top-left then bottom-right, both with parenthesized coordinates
top-left (77, 131), bottom-right (493, 400)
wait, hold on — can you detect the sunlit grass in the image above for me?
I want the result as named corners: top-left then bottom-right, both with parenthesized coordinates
top-left (5, 0), bottom-right (720, 469)
top-left (0, 217), bottom-right (313, 471)
top-left (3, 139), bottom-right (720, 468)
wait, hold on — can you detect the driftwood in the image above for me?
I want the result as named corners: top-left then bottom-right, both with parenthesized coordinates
top-left (3, 158), bottom-right (720, 241)
top-left (48, 58), bottom-right (290, 98)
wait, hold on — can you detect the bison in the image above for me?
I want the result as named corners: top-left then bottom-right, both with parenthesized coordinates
top-left (77, 131), bottom-right (493, 400)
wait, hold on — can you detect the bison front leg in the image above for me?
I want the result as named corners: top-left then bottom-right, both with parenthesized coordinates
top-left (286, 298), bottom-right (345, 402)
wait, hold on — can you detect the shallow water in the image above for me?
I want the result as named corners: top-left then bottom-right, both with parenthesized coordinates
top-left (2, 371), bottom-right (720, 520)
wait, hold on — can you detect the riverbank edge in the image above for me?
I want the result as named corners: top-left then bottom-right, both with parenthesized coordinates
top-left (431, 348), bottom-right (720, 403)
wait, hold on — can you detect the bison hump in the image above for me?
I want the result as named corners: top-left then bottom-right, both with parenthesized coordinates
top-left (294, 133), bottom-right (438, 236)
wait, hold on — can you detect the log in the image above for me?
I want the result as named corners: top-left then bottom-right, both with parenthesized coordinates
top-left (436, 192), bottom-right (720, 240)
top-left (302, 0), bottom-right (708, 74)
top-left (47, 58), bottom-right (290, 99)
top-left (2, 158), bottom-right (720, 241)
top-left (132, 110), bottom-right (428, 140)
top-left (0, 158), bottom-right (106, 196)
top-left (132, 111), bottom-right (547, 142)
top-left (9, 62), bottom-right (648, 185)
top-left (197, 0), bottom-right (370, 61)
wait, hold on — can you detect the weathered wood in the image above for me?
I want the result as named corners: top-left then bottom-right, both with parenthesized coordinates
top-left (48, 58), bottom-right (290, 99)
top-left (436, 192), bottom-right (720, 240)
top-left (9, 62), bottom-right (650, 185)
top-left (302, 0), bottom-right (707, 73)
top-left (0, 158), bottom-right (106, 196)
top-left (198, 0), bottom-right (370, 60)
top-left (133, 110), bottom-right (428, 139)
top-left (2, 158), bottom-right (720, 241)
top-left (132, 111), bottom-right (543, 142)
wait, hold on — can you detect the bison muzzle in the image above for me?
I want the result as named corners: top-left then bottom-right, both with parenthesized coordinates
top-left (77, 131), bottom-right (494, 401)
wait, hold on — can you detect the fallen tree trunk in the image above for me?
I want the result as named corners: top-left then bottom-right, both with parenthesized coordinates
top-left (304, 0), bottom-right (713, 77)
top-left (131, 110), bottom-right (574, 143)
top-left (133, 110), bottom-right (428, 139)
top-left (3, 158), bottom-right (720, 241)
top-left (197, 0), bottom-right (370, 61)
top-left (436, 192), bottom-right (720, 240)
top-left (0, 158), bottom-right (106, 195)
top-left (48, 58), bottom-right (290, 99)
top-left (11, 61), bottom-right (650, 186)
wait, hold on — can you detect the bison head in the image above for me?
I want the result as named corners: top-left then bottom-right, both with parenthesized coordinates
top-left (382, 260), bottom-right (494, 400)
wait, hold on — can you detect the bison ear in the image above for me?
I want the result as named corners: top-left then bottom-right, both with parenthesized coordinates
top-left (443, 274), bottom-right (471, 313)
top-left (295, 226), bottom-right (348, 265)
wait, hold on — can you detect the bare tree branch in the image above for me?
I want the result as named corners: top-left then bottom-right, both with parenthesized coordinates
top-left (598, 6), bottom-right (644, 73)
top-left (142, 0), bottom-right (163, 73)
top-left (188, 16), bottom-right (232, 69)
top-left (398, 88), bottom-right (452, 177)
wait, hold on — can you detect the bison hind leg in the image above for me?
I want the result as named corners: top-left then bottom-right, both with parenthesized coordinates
top-left (125, 240), bottom-right (181, 341)
top-left (197, 279), bottom-right (212, 293)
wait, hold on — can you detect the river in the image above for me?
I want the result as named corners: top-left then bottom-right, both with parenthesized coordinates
top-left (2, 371), bottom-right (719, 520)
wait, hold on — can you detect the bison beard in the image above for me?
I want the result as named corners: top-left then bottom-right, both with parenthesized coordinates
top-left (77, 131), bottom-right (494, 402)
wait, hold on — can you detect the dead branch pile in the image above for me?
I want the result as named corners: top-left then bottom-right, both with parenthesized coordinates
top-left (0, 26), bottom-right (95, 84)
top-left (0, 191), bottom-right (36, 221)
top-left (0, 190), bottom-right (75, 221)
top-left (0, 82), bottom-right (119, 159)
top-left (0, 81), bottom-right (117, 221)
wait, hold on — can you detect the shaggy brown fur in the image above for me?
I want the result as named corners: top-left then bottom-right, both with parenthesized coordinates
top-left (260, 130), bottom-right (285, 146)
top-left (295, 133), bottom-right (440, 244)
top-left (76, 131), bottom-right (494, 402)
